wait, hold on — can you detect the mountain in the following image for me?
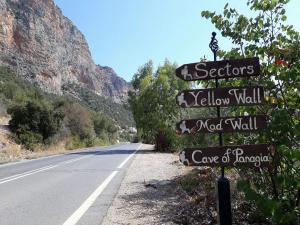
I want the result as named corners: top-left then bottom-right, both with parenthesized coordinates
top-left (0, 0), bottom-right (131, 103)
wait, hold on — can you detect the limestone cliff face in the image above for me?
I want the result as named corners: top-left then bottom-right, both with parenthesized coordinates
top-left (0, 0), bottom-right (130, 102)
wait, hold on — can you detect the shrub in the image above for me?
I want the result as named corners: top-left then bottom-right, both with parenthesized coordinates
top-left (12, 128), bottom-right (43, 150)
top-left (91, 112), bottom-right (107, 136)
top-left (65, 136), bottom-right (86, 150)
top-left (7, 100), bottom-right (64, 150)
top-left (64, 103), bottom-right (95, 139)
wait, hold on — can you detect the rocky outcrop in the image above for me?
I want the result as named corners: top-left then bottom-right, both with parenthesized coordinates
top-left (0, 0), bottom-right (130, 102)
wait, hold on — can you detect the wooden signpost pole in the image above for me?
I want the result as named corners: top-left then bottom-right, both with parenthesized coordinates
top-left (209, 32), bottom-right (232, 225)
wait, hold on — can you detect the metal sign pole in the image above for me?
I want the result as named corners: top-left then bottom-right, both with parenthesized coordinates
top-left (209, 32), bottom-right (233, 225)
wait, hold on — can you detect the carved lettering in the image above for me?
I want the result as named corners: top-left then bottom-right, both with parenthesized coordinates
top-left (176, 57), bottom-right (260, 81)
top-left (180, 144), bottom-right (272, 168)
top-left (176, 87), bottom-right (265, 108)
top-left (177, 115), bottom-right (268, 134)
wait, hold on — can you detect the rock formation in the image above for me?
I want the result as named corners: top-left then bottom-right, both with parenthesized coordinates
top-left (0, 0), bottom-right (130, 102)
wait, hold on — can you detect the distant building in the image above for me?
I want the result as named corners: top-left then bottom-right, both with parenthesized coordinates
top-left (128, 127), bottom-right (137, 134)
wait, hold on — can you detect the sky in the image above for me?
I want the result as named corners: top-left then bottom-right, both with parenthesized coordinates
top-left (54, 0), bottom-right (300, 82)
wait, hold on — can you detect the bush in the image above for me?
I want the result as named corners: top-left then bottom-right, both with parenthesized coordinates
top-left (64, 103), bottom-right (95, 139)
top-left (11, 128), bottom-right (43, 150)
top-left (65, 136), bottom-right (86, 150)
top-left (7, 100), bottom-right (64, 150)
top-left (91, 112), bottom-right (107, 136)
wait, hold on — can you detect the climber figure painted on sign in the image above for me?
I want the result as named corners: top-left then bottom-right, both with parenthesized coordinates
top-left (177, 93), bottom-right (188, 107)
top-left (179, 120), bottom-right (191, 134)
top-left (179, 151), bottom-right (189, 166)
top-left (181, 65), bottom-right (192, 80)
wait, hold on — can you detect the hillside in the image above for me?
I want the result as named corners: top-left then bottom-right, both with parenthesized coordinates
top-left (0, 0), bottom-right (131, 103)
top-left (0, 66), bottom-right (134, 129)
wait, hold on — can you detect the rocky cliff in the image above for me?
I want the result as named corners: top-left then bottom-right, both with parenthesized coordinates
top-left (0, 0), bottom-right (130, 102)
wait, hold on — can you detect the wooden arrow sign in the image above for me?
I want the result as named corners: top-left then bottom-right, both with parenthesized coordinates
top-left (176, 115), bottom-right (269, 134)
top-left (176, 86), bottom-right (265, 108)
top-left (176, 57), bottom-right (260, 81)
top-left (179, 144), bottom-right (274, 168)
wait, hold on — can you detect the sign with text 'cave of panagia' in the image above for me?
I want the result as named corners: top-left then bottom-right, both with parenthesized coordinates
top-left (179, 144), bottom-right (274, 168)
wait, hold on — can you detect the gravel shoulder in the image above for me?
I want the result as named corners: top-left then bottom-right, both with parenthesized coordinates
top-left (101, 144), bottom-right (186, 225)
top-left (101, 144), bottom-right (259, 225)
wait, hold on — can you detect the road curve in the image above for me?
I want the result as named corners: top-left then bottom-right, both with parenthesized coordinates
top-left (0, 143), bottom-right (142, 225)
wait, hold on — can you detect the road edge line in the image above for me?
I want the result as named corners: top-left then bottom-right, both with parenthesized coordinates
top-left (117, 144), bottom-right (143, 169)
top-left (62, 171), bottom-right (119, 225)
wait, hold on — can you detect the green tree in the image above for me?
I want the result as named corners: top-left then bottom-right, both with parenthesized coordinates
top-left (202, 0), bottom-right (300, 224)
top-left (129, 60), bottom-right (189, 151)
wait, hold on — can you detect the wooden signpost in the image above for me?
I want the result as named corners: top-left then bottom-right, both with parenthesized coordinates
top-left (176, 86), bottom-right (265, 108)
top-left (176, 115), bottom-right (269, 134)
top-left (176, 57), bottom-right (260, 81)
top-left (175, 32), bottom-right (273, 225)
top-left (179, 144), bottom-right (272, 167)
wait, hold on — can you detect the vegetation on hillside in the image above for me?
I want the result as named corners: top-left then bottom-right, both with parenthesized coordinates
top-left (0, 67), bottom-right (128, 150)
top-left (62, 83), bottom-right (135, 128)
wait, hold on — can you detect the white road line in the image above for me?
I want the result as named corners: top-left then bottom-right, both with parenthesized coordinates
top-left (0, 165), bottom-right (55, 183)
top-left (0, 164), bottom-right (58, 185)
top-left (62, 171), bottom-right (119, 225)
top-left (0, 156), bottom-right (90, 185)
top-left (0, 143), bottom-right (124, 169)
top-left (0, 144), bottom-right (133, 185)
top-left (62, 144), bottom-right (141, 225)
top-left (0, 154), bottom-right (61, 169)
top-left (117, 144), bottom-right (142, 169)
top-left (62, 156), bottom-right (91, 165)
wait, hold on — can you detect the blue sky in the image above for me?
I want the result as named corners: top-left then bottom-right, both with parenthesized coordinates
top-left (54, 0), bottom-right (300, 82)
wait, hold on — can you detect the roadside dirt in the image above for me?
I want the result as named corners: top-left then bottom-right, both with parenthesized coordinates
top-left (0, 116), bottom-right (24, 163)
top-left (101, 145), bottom-right (186, 225)
top-left (101, 145), bottom-right (255, 225)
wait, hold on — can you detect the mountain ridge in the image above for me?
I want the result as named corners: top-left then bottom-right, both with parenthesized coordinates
top-left (0, 0), bottom-right (131, 103)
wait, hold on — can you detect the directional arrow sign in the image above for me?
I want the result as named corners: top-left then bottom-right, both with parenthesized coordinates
top-left (176, 86), bottom-right (265, 108)
top-left (179, 144), bottom-right (273, 168)
top-left (176, 57), bottom-right (260, 81)
top-left (176, 115), bottom-right (269, 134)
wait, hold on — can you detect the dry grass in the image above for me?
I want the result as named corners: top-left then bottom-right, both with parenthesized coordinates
top-left (0, 137), bottom-right (97, 164)
top-left (0, 115), bottom-right (10, 125)
top-left (0, 134), bottom-right (24, 164)
top-left (0, 116), bottom-right (23, 163)
top-left (25, 141), bottom-right (68, 160)
top-left (0, 115), bottom-right (71, 163)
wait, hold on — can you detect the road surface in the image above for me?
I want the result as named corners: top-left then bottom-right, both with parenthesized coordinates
top-left (0, 143), bottom-right (142, 225)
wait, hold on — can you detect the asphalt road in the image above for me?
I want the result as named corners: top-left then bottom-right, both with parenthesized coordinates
top-left (0, 143), bottom-right (142, 225)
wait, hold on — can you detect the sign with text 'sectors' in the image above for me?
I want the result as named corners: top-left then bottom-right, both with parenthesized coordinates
top-left (176, 57), bottom-right (260, 81)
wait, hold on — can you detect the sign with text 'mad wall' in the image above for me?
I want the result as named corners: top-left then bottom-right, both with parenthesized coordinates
top-left (179, 144), bottom-right (275, 168)
top-left (176, 115), bottom-right (269, 135)
top-left (176, 57), bottom-right (260, 81)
